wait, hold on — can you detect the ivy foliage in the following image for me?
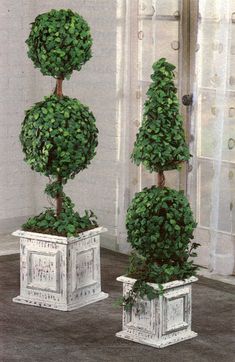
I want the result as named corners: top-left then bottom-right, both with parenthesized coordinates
top-left (121, 250), bottom-right (199, 311)
top-left (120, 186), bottom-right (199, 310)
top-left (131, 58), bottom-right (190, 172)
top-left (20, 94), bottom-right (98, 181)
top-left (126, 186), bottom-right (197, 260)
top-left (26, 9), bottom-right (92, 78)
top-left (121, 277), bottom-right (162, 312)
top-left (23, 192), bottom-right (98, 237)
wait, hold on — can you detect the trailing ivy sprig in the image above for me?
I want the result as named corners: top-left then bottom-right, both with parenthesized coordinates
top-left (121, 279), bottom-right (163, 312)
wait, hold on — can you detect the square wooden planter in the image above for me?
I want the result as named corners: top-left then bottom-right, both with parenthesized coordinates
top-left (12, 227), bottom-right (108, 311)
top-left (116, 275), bottom-right (198, 348)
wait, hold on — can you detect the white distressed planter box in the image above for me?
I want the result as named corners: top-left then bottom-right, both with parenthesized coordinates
top-left (116, 275), bottom-right (198, 348)
top-left (12, 227), bottom-right (108, 311)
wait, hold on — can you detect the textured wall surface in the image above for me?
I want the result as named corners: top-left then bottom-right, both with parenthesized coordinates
top-left (0, 0), bottom-right (120, 250)
top-left (0, 0), bottom-right (38, 231)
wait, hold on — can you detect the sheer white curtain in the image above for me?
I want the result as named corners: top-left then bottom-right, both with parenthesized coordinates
top-left (117, 0), bottom-right (235, 274)
top-left (190, 0), bottom-right (235, 275)
top-left (116, 0), bottom-right (182, 252)
top-left (116, 0), bottom-right (133, 253)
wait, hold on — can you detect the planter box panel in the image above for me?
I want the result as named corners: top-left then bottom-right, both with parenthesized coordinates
top-left (162, 285), bottom-right (190, 336)
top-left (18, 237), bottom-right (67, 304)
top-left (116, 275), bottom-right (197, 348)
top-left (123, 282), bottom-right (157, 339)
top-left (127, 299), bottom-right (155, 333)
top-left (73, 248), bottom-right (95, 288)
top-left (68, 235), bottom-right (102, 304)
top-left (27, 250), bottom-right (61, 292)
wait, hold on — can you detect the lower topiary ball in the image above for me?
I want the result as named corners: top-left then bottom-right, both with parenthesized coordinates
top-left (20, 94), bottom-right (98, 180)
top-left (126, 186), bottom-right (197, 262)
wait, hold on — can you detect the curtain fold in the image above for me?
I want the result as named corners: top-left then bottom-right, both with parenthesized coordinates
top-left (190, 0), bottom-right (235, 275)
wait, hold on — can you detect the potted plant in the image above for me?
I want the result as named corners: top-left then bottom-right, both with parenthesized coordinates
top-left (116, 58), bottom-right (199, 348)
top-left (13, 9), bottom-right (108, 311)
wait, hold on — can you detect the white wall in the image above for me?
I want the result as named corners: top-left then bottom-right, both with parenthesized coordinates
top-left (0, 0), bottom-right (121, 250)
top-left (0, 0), bottom-right (37, 232)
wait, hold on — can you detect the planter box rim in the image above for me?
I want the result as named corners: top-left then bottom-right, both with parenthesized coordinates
top-left (12, 226), bottom-right (107, 245)
top-left (116, 274), bottom-right (198, 290)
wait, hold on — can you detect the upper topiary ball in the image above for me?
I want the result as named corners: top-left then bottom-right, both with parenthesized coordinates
top-left (26, 9), bottom-right (92, 78)
top-left (131, 58), bottom-right (190, 172)
top-left (20, 95), bottom-right (98, 180)
top-left (126, 186), bottom-right (196, 261)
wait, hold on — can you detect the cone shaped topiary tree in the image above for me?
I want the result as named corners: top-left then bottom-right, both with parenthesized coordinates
top-left (123, 58), bottom-right (199, 309)
top-left (21, 9), bottom-right (99, 236)
top-left (132, 57), bottom-right (190, 186)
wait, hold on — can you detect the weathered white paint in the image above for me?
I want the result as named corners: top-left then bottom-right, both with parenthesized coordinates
top-left (12, 227), bottom-right (109, 311)
top-left (116, 275), bottom-right (198, 348)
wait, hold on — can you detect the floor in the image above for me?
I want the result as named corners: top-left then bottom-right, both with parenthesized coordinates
top-left (0, 250), bottom-right (234, 362)
top-left (0, 234), bottom-right (19, 256)
top-left (198, 267), bottom-right (235, 286)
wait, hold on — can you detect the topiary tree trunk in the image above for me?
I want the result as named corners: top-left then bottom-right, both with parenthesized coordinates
top-left (20, 9), bottom-right (98, 236)
top-left (55, 77), bottom-right (63, 217)
top-left (157, 170), bottom-right (165, 188)
top-left (123, 58), bottom-right (199, 309)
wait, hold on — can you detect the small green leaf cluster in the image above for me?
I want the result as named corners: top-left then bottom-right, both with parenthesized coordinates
top-left (45, 180), bottom-right (63, 198)
top-left (26, 9), bottom-right (92, 78)
top-left (23, 193), bottom-right (98, 237)
top-left (128, 251), bottom-right (198, 283)
top-left (126, 186), bottom-right (197, 260)
top-left (20, 94), bottom-right (98, 181)
top-left (131, 58), bottom-right (190, 172)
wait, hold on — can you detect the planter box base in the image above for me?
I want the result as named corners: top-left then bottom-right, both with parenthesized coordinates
top-left (13, 291), bottom-right (108, 311)
top-left (116, 330), bottom-right (197, 349)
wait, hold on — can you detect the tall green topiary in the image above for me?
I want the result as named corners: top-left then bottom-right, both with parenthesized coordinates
top-left (132, 57), bottom-right (190, 186)
top-left (122, 59), bottom-right (199, 310)
top-left (21, 9), bottom-right (98, 237)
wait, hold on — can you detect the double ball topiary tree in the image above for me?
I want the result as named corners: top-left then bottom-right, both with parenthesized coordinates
top-left (21, 9), bottom-right (98, 236)
top-left (123, 58), bottom-right (199, 309)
